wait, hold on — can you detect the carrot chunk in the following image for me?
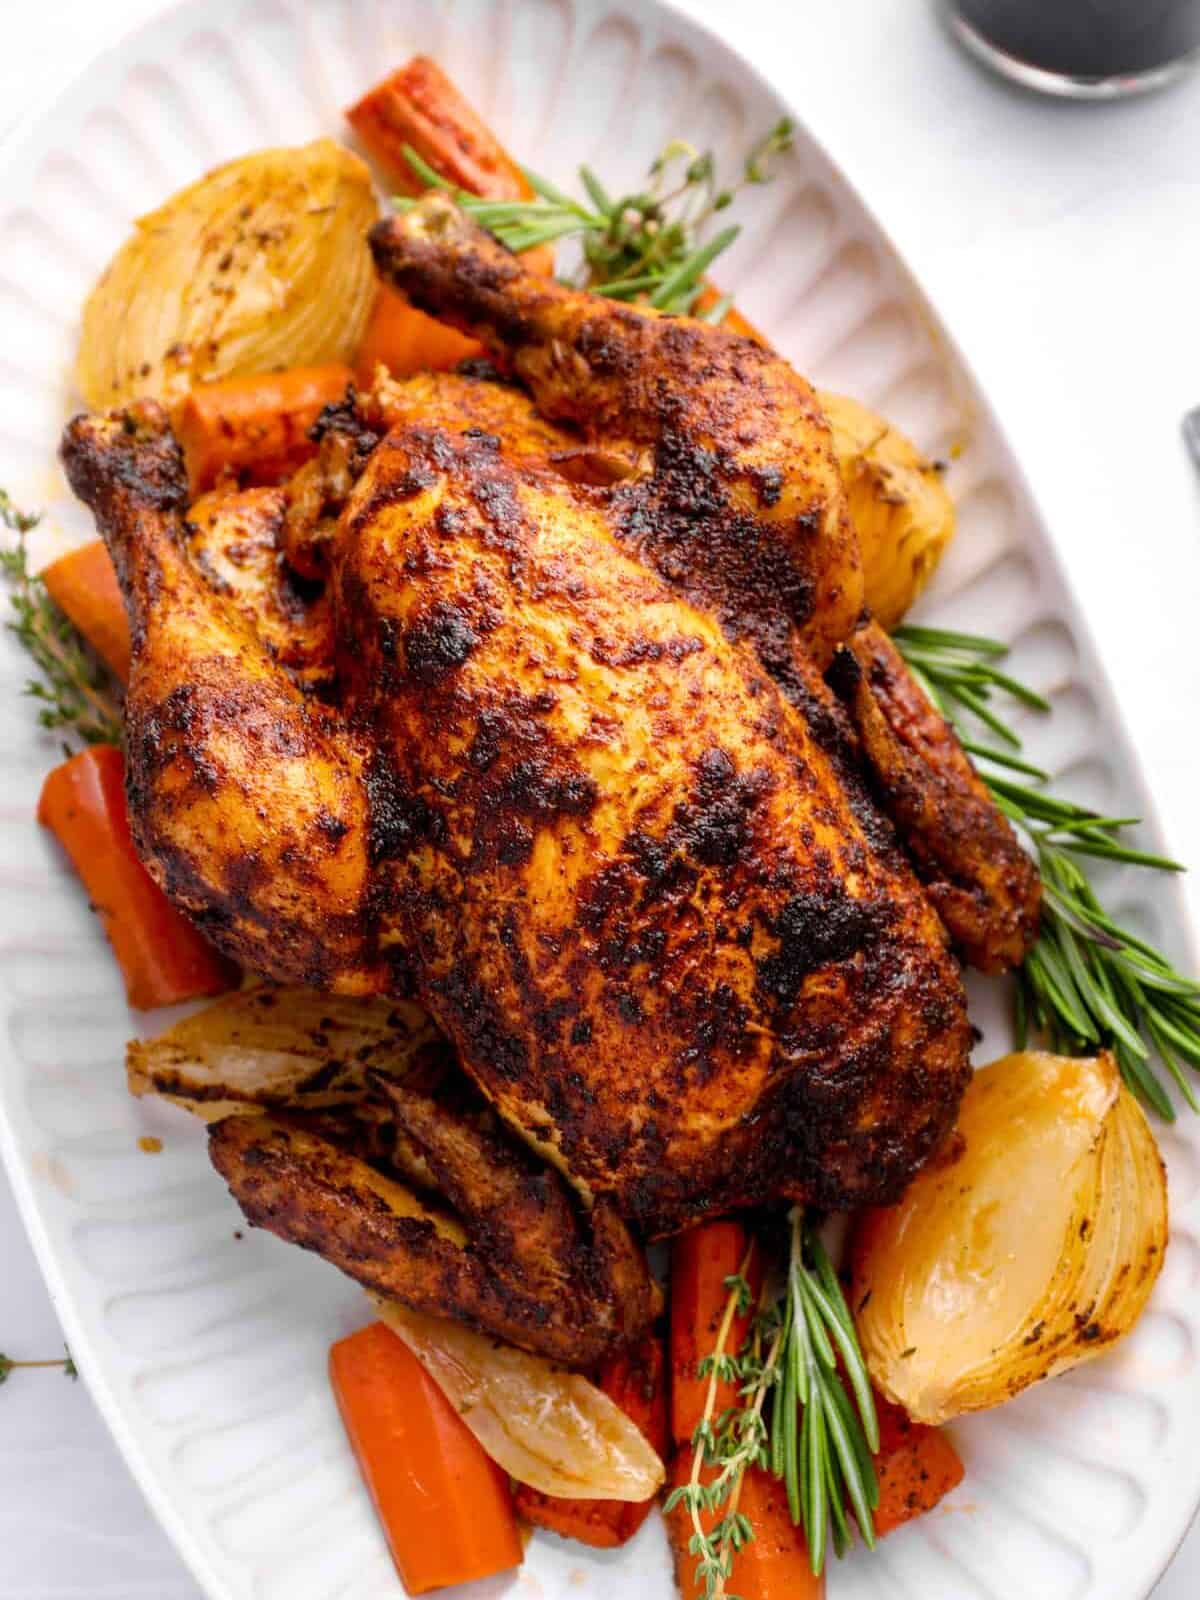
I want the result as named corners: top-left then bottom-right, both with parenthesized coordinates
top-left (347, 55), bottom-right (535, 203)
top-left (665, 1453), bottom-right (825, 1600)
top-left (37, 745), bottom-right (237, 1009)
top-left (513, 1334), bottom-right (667, 1548)
top-left (355, 282), bottom-right (483, 385)
top-left (670, 1221), bottom-right (762, 1448)
top-left (41, 540), bottom-right (130, 683)
top-left (872, 1391), bottom-right (964, 1536)
top-left (173, 364), bottom-right (354, 494)
top-left (330, 1320), bottom-right (523, 1594)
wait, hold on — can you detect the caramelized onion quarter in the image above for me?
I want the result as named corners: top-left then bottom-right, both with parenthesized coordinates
top-left (851, 1051), bottom-right (1167, 1425)
top-left (372, 1297), bottom-right (665, 1501)
top-left (76, 139), bottom-right (377, 409)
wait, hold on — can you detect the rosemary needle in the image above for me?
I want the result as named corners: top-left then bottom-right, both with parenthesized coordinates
top-left (894, 622), bottom-right (1200, 1118)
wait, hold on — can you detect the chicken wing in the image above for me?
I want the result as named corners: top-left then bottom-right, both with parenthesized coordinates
top-left (209, 1094), bottom-right (656, 1366)
top-left (831, 619), bottom-right (1040, 971)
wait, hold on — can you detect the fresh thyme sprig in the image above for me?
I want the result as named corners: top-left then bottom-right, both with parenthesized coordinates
top-left (0, 491), bottom-right (122, 748)
top-left (895, 623), bottom-right (1200, 1119)
top-left (0, 1345), bottom-right (78, 1385)
top-left (397, 119), bottom-right (794, 313)
top-left (664, 1241), bottom-right (774, 1600)
top-left (665, 1211), bottom-right (878, 1597)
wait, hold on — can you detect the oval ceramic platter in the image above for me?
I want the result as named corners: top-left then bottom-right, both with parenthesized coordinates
top-left (0, 2), bottom-right (1196, 1599)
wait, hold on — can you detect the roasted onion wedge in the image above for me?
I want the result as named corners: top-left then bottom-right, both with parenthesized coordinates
top-left (76, 139), bottom-right (377, 408)
top-left (373, 1297), bottom-right (665, 1501)
top-left (127, 985), bottom-right (439, 1120)
top-left (851, 1050), bottom-right (1167, 1425)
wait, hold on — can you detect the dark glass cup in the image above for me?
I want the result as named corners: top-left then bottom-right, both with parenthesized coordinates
top-left (943, 0), bottom-right (1200, 97)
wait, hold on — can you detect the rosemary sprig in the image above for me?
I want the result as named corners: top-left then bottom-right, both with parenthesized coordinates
top-left (0, 491), bottom-right (122, 748)
top-left (895, 623), bottom-right (1200, 1119)
top-left (397, 119), bottom-right (794, 311)
top-left (0, 1345), bottom-right (78, 1385)
top-left (767, 1210), bottom-right (878, 1573)
top-left (664, 1211), bottom-right (878, 1597)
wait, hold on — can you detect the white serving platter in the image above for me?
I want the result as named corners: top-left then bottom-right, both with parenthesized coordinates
top-left (0, 2), bottom-right (1196, 1598)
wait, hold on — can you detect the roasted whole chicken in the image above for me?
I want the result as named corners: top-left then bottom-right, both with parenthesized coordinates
top-left (62, 195), bottom-right (1039, 1361)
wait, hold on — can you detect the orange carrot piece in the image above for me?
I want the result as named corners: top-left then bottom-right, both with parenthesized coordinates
top-left (670, 1221), bottom-right (762, 1449)
top-left (346, 55), bottom-right (554, 276)
top-left (347, 55), bottom-right (533, 202)
top-left (330, 1321), bottom-right (523, 1594)
top-left (513, 1334), bottom-right (667, 1548)
top-left (355, 281), bottom-right (483, 385)
top-left (41, 540), bottom-right (130, 683)
top-left (37, 745), bottom-right (237, 1009)
top-left (693, 282), bottom-right (766, 344)
top-left (872, 1392), bottom-right (964, 1536)
top-left (665, 1453), bottom-right (826, 1600)
top-left (173, 364), bottom-right (354, 494)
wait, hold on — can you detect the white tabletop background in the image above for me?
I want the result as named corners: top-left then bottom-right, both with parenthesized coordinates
top-left (3, 0), bottom-right (1200, 1595)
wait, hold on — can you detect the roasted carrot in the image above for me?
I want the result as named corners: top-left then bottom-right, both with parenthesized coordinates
top-left (173, 364), bottom-right (354, 494)
top-left (513, 1334), bottom-right (667, 1548)
top-left (355, 281), bottom-right (483, 385)
top-left (665, 1453), bottom-right (825, 1600)
top-left (41, 540), bottom-right (130, 683)
top-left (347, 55), bottom-right (534, 202)
top-left (872, 1391), bottom-right (964, 1536)
top-left (670, 1221), bottom-right (762, 1448)
top-left (330, 1320), bottom-right (522, 1594)
top-left (37, 745), bottom-right (237, 1009)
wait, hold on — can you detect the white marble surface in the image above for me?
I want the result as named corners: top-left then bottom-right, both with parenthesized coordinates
top-left (2, 0), bottom-right (1199, 1595)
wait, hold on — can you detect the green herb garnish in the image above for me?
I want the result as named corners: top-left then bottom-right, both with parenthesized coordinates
top-left (0, 491), bottom-right (122, 748)
top-left (397, 119), bottom-right (794, 312)
top-left (665, 1210), bottom-right (878, 1596)
top-left (895, 623), bottom-right (1200, 1118)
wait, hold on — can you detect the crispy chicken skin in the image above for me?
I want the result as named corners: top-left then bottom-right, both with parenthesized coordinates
top-left (63, 397), bottom-right (971, 1236)
top-left (183, 485), bottom-right (335, 693)
top-left (369, 199), bottom-right (1039, 970)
